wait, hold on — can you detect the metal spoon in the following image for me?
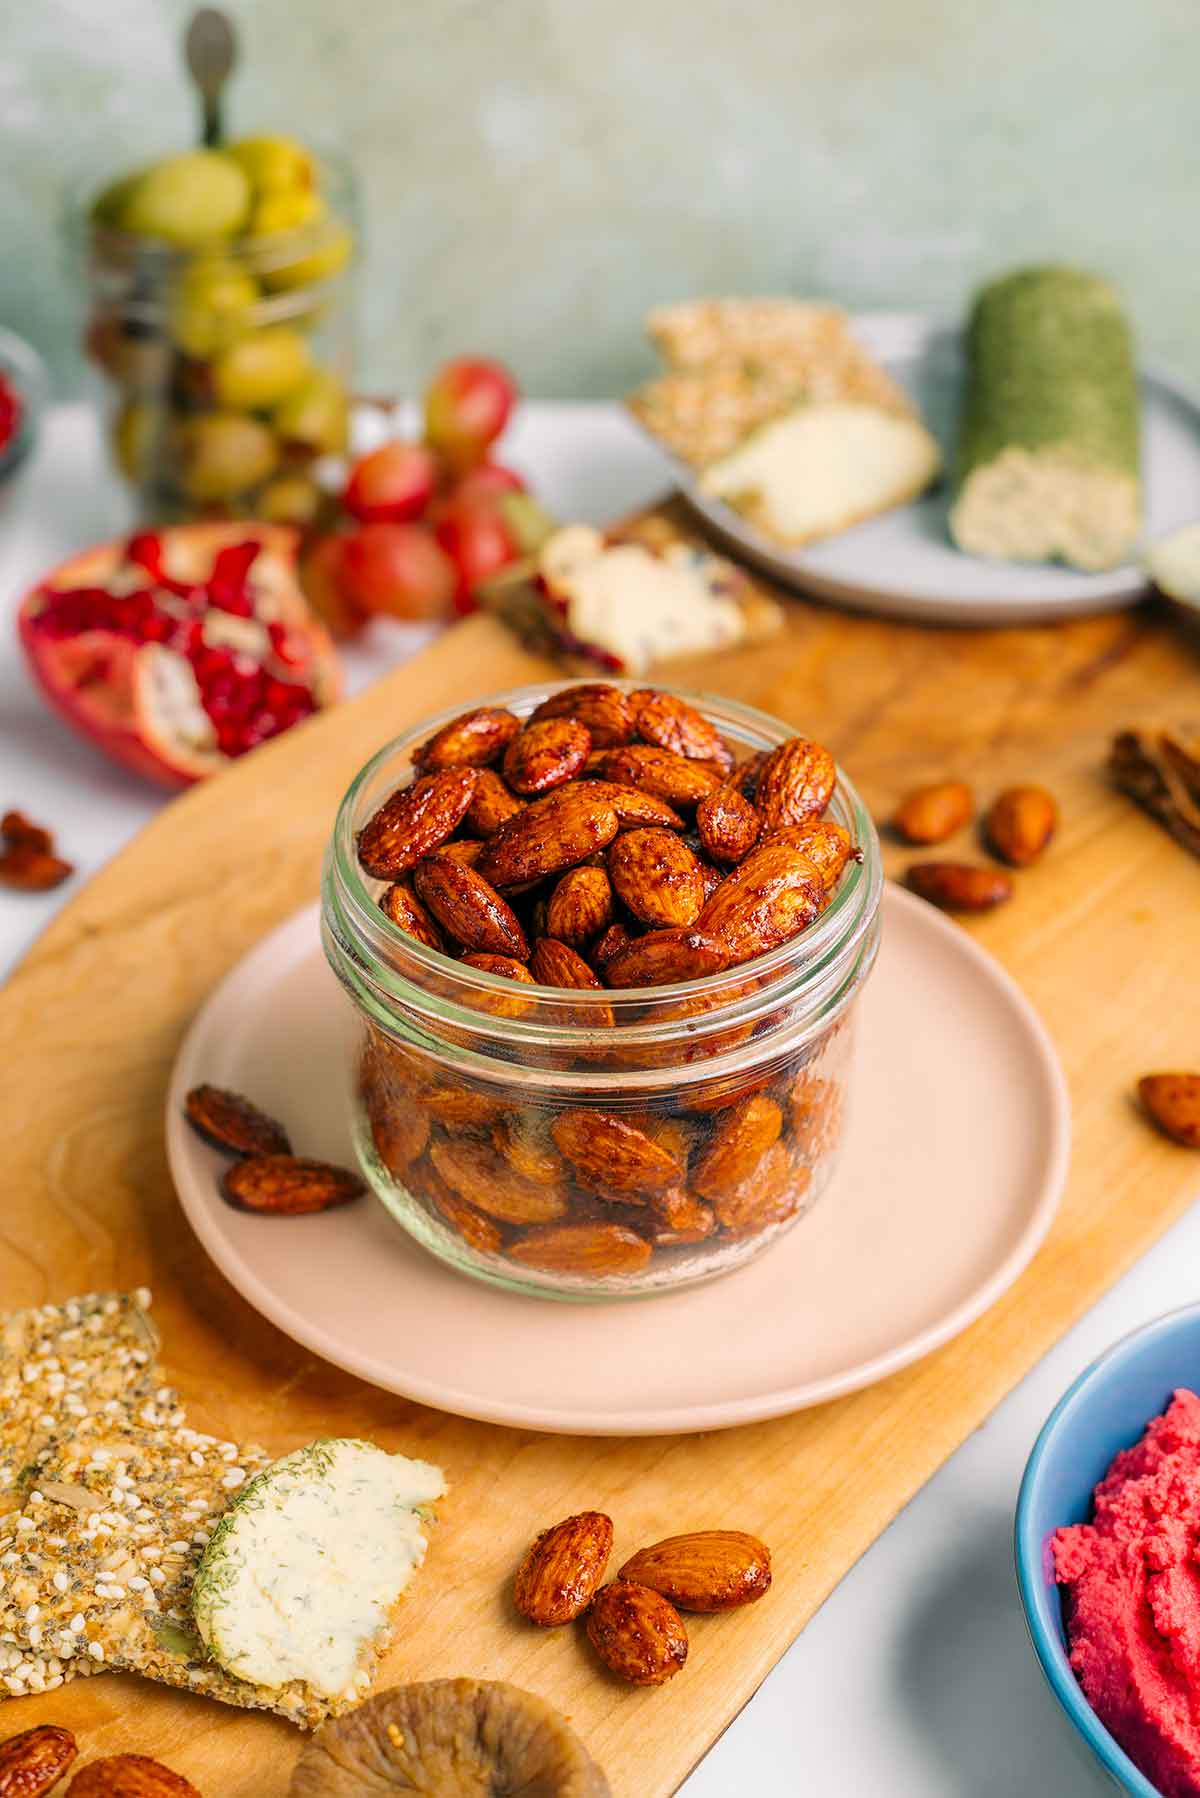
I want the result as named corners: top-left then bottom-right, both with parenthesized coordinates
top-left (184, 8), bottom-right (237, 148)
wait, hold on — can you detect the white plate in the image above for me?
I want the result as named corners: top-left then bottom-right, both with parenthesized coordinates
top-left (165, 889), bottom-right (1070, 1436)
top-left (675, 311), bottom-right (1200, 625)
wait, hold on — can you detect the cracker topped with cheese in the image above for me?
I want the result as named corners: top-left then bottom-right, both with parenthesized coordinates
top-left (629, 296), bottom-right (942, 548)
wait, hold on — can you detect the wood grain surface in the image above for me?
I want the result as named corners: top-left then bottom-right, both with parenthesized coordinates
top-left (3, 501), bottom-right (1200, 1795)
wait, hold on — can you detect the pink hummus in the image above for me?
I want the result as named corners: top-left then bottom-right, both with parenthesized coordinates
top-left (1054, 1388), bottom-right (1200, 1797)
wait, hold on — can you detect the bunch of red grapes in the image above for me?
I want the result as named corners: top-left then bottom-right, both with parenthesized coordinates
top-left (302, 357), bottom-right (542, 636)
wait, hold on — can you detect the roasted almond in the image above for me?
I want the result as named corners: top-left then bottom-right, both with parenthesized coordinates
top-left (590, 921), bottom-right (636, 971)
top-left (755, 736), bottom-right (837, 829)
top-left (599, 744), bottom-right (722, 809)
top-left (530, 683), bottom-right (636, 748)
top-left (503, 717), bottom-right (592, 794)
top-left (907, 862), bottom-right (1013, 912)
top-left (220, 1155), bottom-right (366, 1215)
top-left (546, 866), bottom-right (614, 946)
top-left (492, 1115), bottom-right (566, 1186)
top-left (365, 1091), bottom-right (429, 1178)
top-left (508, 1222), bottom-right (653, 1278)
top-left (184, 1084), bottom-right (292, 1157)
top-left (417, 1161), bottom-right (505, 1254)
top-left (586, 1580), bottom-right (689, 1685)
top-left (464, 767), bottom-right (527, 837)
top-left (357, 768), bottom-right (478, 878)
top-left (734, 750), bottom-right (768, 800)
top-left (603, 926), bottom-right (728, 989)
top-left (762, 819), bottom-right (855, 891)
top-left (696, 783), bottom-right (761, 865)
top-left (582, 781), bottom-right (685, 830)
top-left (788, 1073), bottom-right (842, 1158)
top-left (476, 785), bottom-right (620, 889)
top-left (649, 1187), bottom-right (716, 1244)
top-left (460, 952), bottom-right (536, 984)
top-left (430, 838), bottom-right (484, 868)
top-left (631, 688), bottom-right (734, 770)
top-left (413, 705), bottom-right (521, 770)
top-left (552, 1109), bottom-right (683, 1194)
top-left (893, 779), bottom-right (973, 845)
top-left (530, 936), bottom-right (607, 992)
top-left (420, 1083), bottom-right (503, 1127)
top-left (513, 1510), bottom-right (615, 1625)
top-left (379, 880), bottom-right (445, 950)
top-left (608, 828), bottom-right (705, 928)
top-left (692, 1094), bottom-right (783, 1199)
top-left (0, 843), bottom-right (73, 890)
top-left (413, 856), bottom-right (528, 957)
top-left (431, 1136), bottom-right (568, 1226)
top-left (65, 1754), bottom-right (202, 1797)
top-left (2, 810), bottom-right (54, 853)
top-left (697, 842), bottom-right (825, 965)
top-left (1138, 1073), bottom-right (1200, 1148)
top-left (715, 1141), bottom-right (805, 1235)
top-left (0, 1725), bottom-right (78, 1797)
top-left (618, 1530), bottom-right (771, 1611)
top-left (986, 785), bottom-right (1058, 866)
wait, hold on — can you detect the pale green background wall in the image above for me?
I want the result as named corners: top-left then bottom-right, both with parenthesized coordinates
top-left (4, 0), bottom-right (1193, 398)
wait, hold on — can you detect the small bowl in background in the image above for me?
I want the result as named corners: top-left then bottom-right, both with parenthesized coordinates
top-left (0, 324), bottom-right (48, 503)
top-left (1014, 1303), bottom-right (1200, 1796)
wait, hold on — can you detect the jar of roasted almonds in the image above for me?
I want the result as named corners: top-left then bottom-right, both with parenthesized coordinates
top-left (322, 682), bottom-right (882, 1300)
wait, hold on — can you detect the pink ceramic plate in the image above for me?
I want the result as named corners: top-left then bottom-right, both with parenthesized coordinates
top-left (165, 889), bottom-right (1070, 1435)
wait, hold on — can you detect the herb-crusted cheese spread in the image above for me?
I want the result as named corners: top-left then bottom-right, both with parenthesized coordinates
top-left (192, 1438), bottom-right (446, 1701)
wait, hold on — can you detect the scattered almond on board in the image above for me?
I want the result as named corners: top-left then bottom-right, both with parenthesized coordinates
top-left (184, 1084), bottom-right (366, 1216)
top-left (894, 777), bottom-right (1057, 911)
top-left (1138, 1075), bottom-right (1200, 1149)
top-left (512, 1513), bottom-right (771, 1687)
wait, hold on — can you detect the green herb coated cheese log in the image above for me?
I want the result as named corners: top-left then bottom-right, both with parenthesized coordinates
top-left (950, 267), bottom-right (1140, 572)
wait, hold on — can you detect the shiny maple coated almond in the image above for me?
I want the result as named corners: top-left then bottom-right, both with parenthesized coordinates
top-left (599, 744), bottom-right (722, 808)
top-left (692, 1093), bottom-right (783, 1200)
top-left (755, 736), bottom-right (837, 829)
top-left (696, 782), bottom-right (762, 865)
top-left (906, 862), bottom-right (1013, 912)
top-left (581, 780), bottom-right (685, 830)
top-left (431, 838), bottom-right (484, 868)
top-left (413, 854), bottom-right (528, 958)
top-left (65, 1754), bottom-right (202, 1797)
top-left (762, 819), bottom-right (854, 890)
top-left (530, 937), bottom-right (606, 991)
top-left (715, 1141), bottom-right (805, 1235)
top-left (464, 767), bottom-right (527, 837)
top-left (2, 809), bottom-right (54, 853)
top-left (0, 843), bottom-right (73, 889)
top-left (893, 779), bottom-right (973, 846)
top-left (590, 921), bottom-right (635, 971)
top-left (419, 1162), bottom-right (505, 1255)
top-left (357, 768), bottom-right (478, 879)
top-left (618, 1529), bottom-right (772, 1612)
top-left (508, 1222), bottom-right (653, 1278)
top-left (379, 880), bottom-right (444, 950)
top-left (697, 842), bottom-right (825, 965)
top-left (586, 1580), bottom-right (689, 1685)
top-left (184, 1084), bottom-right (292, 1157)
top-left (546, 866), bottom-right (614, 946)
top-left (630, 688), bottom-right (735, 770)
top-left (0, 1725), bottom-right (78, 1798)
top-left (475, 785), bottom-right (620, 889)
top-left (513, 1510), bottom-right (615, 1625)
top-left (412, 705), bottom-right (521, 771)
top-left (430, 1136), bottom-right (568, 1226)
top-left (460, 952), bottom-right (536, 983)
top-left (1138, 1073), bottom-right (1200, 1148)
top-left (551, 1109), bottom-right (683, 1194)
top-left (602, 927), bottom-right (729, 989)
top-left (366, 1091), bottom-right (429, 1179)
top-left (530, 682), bottom-right (636, 748)
top-left (650, 1186), bottom-right (715, 1244)
top-left (608, 828), bottom-right (705, 928)
top-left (220, 1155), bottom-right (366, 1215)
top-left (502, 717), bottom-right (592, 794)
top-left (985, 785), bottom-right (1058, 867)
top-left (492, 1115), bottom-right (565, 1186)
top-left (788, 1072), bottom-right (842, 1157)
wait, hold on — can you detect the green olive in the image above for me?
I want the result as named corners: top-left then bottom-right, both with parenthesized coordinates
top-left (212, 326), bottom-right (313, 411)
top-left (111, 401), bottom-right (161, 481)
top-left (271, 368), bottom-right (349, 456)
top-left (117, 151), bottom-right (250, 246)
top-left (169, 258), bottom-right (260, 358)
top-left (256, 474), bottom-right (325, 525)
top-left (174, 413), bottom-right (279, 502)
top-left (227, 134), bottom-right (316, 196)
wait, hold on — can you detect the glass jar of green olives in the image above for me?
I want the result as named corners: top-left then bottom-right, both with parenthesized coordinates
top-left (67, 138), bottom-right (358, 526)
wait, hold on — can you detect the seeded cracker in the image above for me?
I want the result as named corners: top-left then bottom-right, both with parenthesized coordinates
top-left (0, 1290), bottom-right (159, 1509)
top-left (0, 1401), bottom-right (348, 1725)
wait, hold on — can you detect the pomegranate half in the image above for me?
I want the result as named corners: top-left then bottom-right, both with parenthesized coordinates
top-left (18, 522), bottom-right (341, 788)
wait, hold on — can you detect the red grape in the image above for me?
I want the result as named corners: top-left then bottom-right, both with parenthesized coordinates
top-left (340, 522), bottom-right (457, 622)
top-left (300, 534), bottom-right (365, 639)
top-left (424, 357), bottom-right (518, 470)
top-left (433, 502), bottom-right (520, 614)
top-left (343, 440), bottom-right (439, 524)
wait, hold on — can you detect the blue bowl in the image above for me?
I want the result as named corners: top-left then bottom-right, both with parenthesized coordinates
top-left (1015, 1302), bottom-right (1200, 1795)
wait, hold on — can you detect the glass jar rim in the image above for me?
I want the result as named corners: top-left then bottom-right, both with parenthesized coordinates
top-left (322, 682), bottom-right (883, 1092)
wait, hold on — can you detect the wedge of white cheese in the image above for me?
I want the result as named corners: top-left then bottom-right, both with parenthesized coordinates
top-left (192, 1438), bottom-right (446, 1702)
top-left (698, 401), bottom-right (941, 547)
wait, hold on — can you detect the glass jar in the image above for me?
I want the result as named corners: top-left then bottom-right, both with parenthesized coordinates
top-left (322, 684), bottom-right (883, 1301)
top-left (65, 148), bottom-right (357, 526)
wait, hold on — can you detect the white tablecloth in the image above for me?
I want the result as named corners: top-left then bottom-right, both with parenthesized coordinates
top-left (2, 403), bottom-right (1189, 1797)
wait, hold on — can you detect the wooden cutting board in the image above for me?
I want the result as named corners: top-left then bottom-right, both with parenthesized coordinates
top-left (3, 499), bottom-right (1200, 1795)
